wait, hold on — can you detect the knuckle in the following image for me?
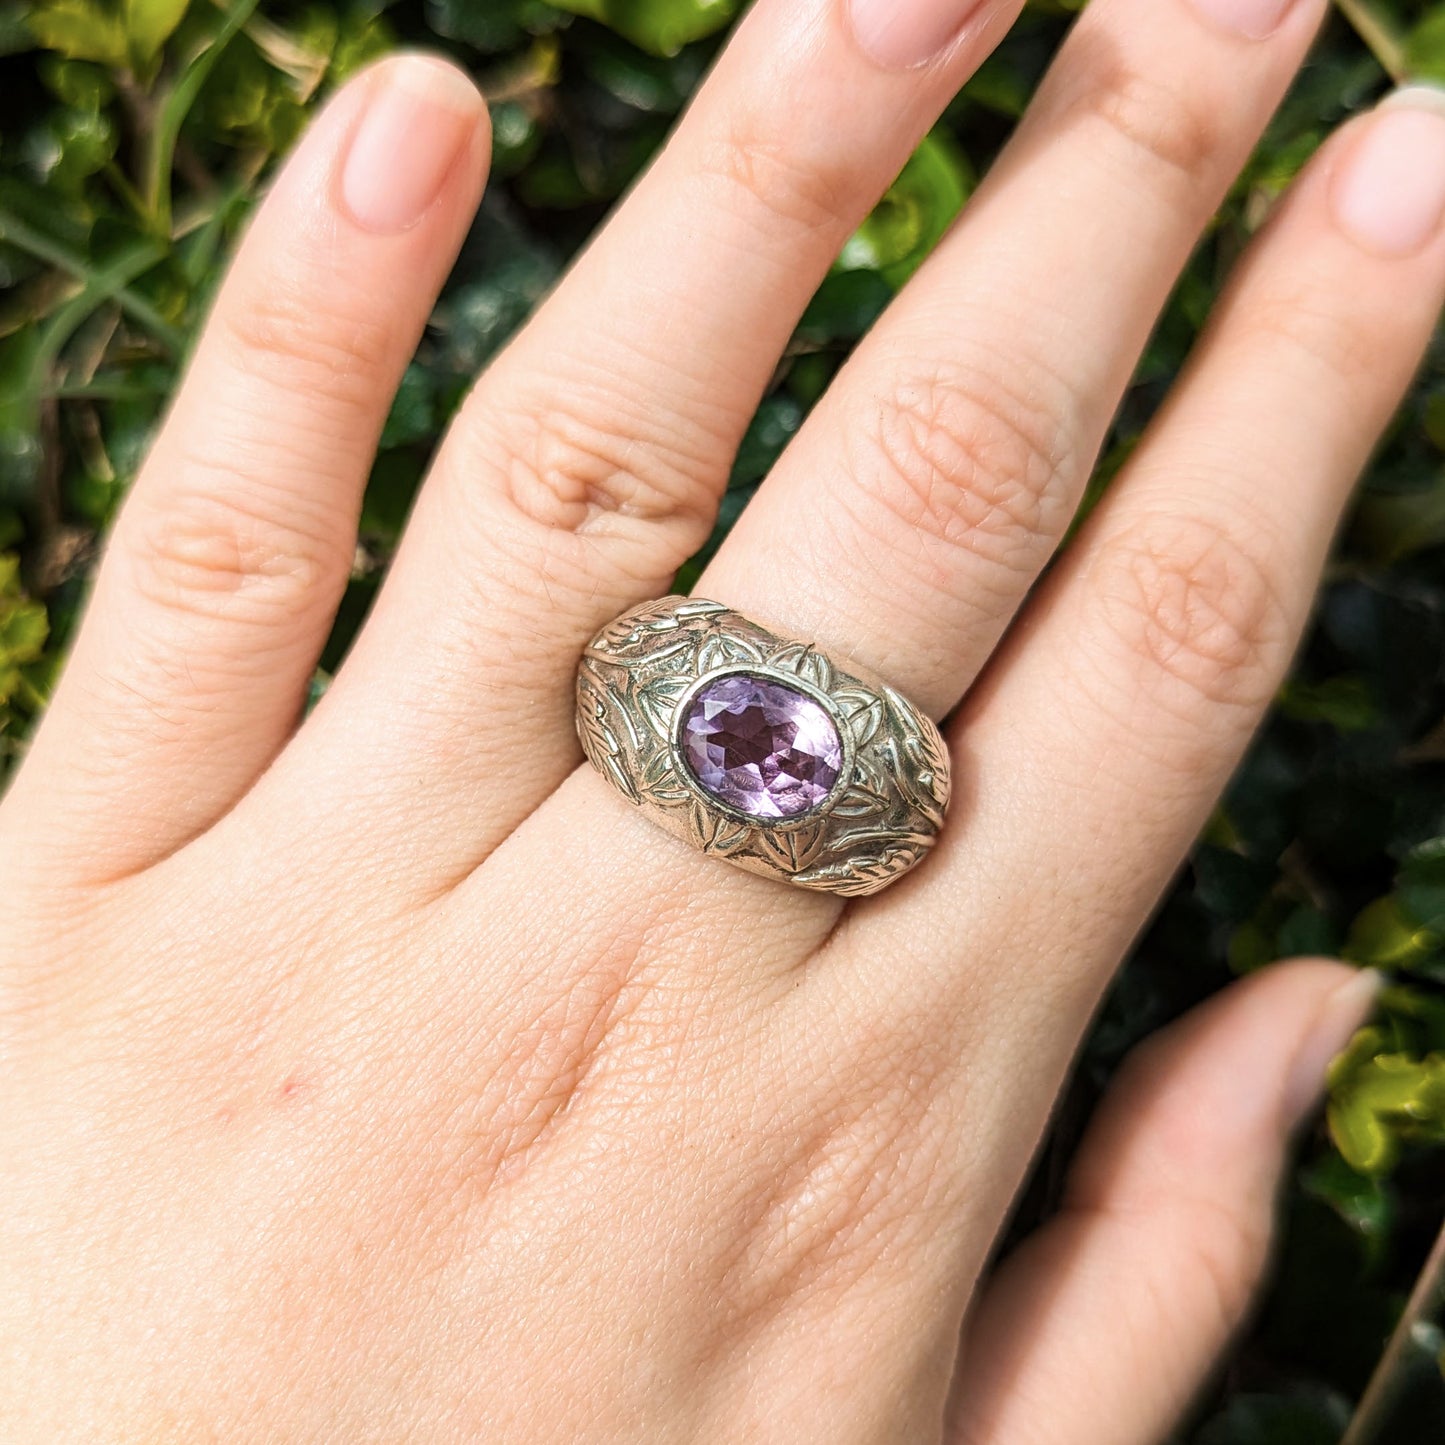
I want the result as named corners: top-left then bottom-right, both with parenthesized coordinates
top-left (474, 385), bottom-right (722, 553)
top-left (1070, 1196), bottom-right (1267, 1367)
top-left (126, 481), bottom-right (347, 627)
top-left (466, 949), bottom-right (644, 1188)
top-left (727, 1020), bottom-right (956, 1320)
top-left (1177, 1194), bottom-right (1273, 1334)
top-left (219, 277), bottom-right (392, 405)
top-left (696, 117), bottom-right (854, 240)
top-left (1071, 64), bottom-right (1227, 188)
top-left (1091, 513), bottom-right (1292, 714)
top-left (843, 357), bottom-right (1075, 596)
top-left (1243, 284), bottom-right (1380, 386)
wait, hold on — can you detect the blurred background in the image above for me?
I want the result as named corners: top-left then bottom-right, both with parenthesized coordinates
top-left (0, 0), bottom-right (1443, 1439)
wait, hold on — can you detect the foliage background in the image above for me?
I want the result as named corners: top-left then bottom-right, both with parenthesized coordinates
top-left (1, 0), bottom-right (1444, 1437)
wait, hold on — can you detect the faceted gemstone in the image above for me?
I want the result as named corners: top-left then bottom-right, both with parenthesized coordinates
top-left (681, 673), bottom-right (843, 820)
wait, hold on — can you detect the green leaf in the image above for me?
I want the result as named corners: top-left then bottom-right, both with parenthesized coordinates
top-left (28, 0), bottom-right (127, 64)
top-left (331, 11), bottom-right (395, 81)
top-left (1301, 1153), bottom-right (1393, 1251)
top-left (548, 0), bottom-right (737, 56)
top-left (1400, 838), bottom-right (1445, 936)
top-left (0, 555), bottom-right (48, 710)
top-left (1277, 674), bottom-right (1378, 732)
top-left (31, 105), bottom-right (118, 191)
top-left (1406, 8), bottom-right (1445, 83)
top-left (1379, 983), bottom-right (1445, 1057)
top-left (730, 395), bottom-right (803, 490)
top-left (1327, 1027), bottom-right (1445, 1174)
top-left (961, 51), bottom-right (1035, 118)
top-left (38, 55), bottom-right (117, 107)
top-left (797, 269), bottom-right (893, 346)
top-left (0, 5), bottom-right (39, 56)
top-left (838, 130), bottom-right (973, 290)
top-left (580, 26), bottom-right (701, 111)
top-left (1344, 896), bottom-right (1438, 970)
top-left (124, 0), bottom-right (189, 65)
top-left (425, 0), bottom-right (565, 53)
top-left (378, 363), bottom-right (437, 451)
top-left (1353, 474), bottom-right (1445, 563)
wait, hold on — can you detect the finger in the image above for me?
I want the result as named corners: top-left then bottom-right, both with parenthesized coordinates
top-left (277, 0), bottom-right (1026, 888)
top-left (848, 91), bottom-right (1445, 1022)
top-left (7, 57), bottom-right (490, 881)
top-left (945, 962), bottom-right (1379, 1445)
top-left (703, 0), bottom-right (1325, 719)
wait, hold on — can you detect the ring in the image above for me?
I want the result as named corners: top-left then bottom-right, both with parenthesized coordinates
top-left (575, 597), bottom-right (951, 897)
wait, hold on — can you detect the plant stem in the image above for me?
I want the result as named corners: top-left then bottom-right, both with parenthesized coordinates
top-left (0, 207), bottom-right (184, 355)
top-left (1340, 1215), bottom-right (1445, 1445)
top-left (1332, 0), bottom-right (1410, 84)
top-left (23, 242), bottom-right (170, 457)
top-left (147, 0), bottom-right (263, 237)
top-left (102, 159), bottom-right (151, 226)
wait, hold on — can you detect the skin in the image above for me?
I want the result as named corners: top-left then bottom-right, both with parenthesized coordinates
top-left (2, 0), bottom-right (1442, 1439)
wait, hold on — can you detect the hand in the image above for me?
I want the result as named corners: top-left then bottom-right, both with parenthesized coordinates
top-left (4, 0), bottom-right (1442, 1438)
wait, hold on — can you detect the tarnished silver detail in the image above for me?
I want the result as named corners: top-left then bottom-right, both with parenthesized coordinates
top-left (575, 596), bottom-right (951, 897)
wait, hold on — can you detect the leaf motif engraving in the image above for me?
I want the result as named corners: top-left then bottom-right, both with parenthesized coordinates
top-left (638, 674), bottom-right (694, 740)
top-left (768, 642), bottom-right (834, 692)
top-left (605, 753), bottom-right (641, 806)
top-left (887, 687), bottom-right (952, 822)
top-left (792, 841), bottom-right (927, 898)
top-left (608, 683), bottom-right (642, 752)
top-left (851, 752), bottom-right (892, 800)
top-left (640, 748), bottom-right (689, 806)
top-left (710, 820), bottom-right (753, 856)
top-left (674, 598), bottom-right (730, 623)
top-left (689, 798), bottom-right (718, 849)
top-left (592, 598), bottom-right (685, 657)
top-left (576, 678), bottom-right (615, 760)
top-left (832, 846), bottom-right (923, 898)
top-left (697, 630), bottom-right (764, 674)
top-left (834, 686), bottom-right (885, 749)
top-left (639, 638), bottom-right (698, 675)
top-left (830, 781), bottom-right (890, 818)
top-left (802, 649), bottom-right (833, 692)
top-left (755, 822), bottom-right (827, 875)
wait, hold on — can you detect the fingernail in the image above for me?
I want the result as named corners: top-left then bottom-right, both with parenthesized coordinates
top-left (1282, 970), bottom-right (1382, 1127)
top-left (1186, 0), bottom-right (1296, 41)
top-left (341, 55), bottom-right (483, 234)
top-left (847, 0), bottom-right (983, 70)
top-left (1331, 86), bottom-right (1445, 259)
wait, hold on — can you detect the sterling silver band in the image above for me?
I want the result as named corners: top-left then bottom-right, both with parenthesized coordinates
top-left (575, 597), bottom-right (951, 897)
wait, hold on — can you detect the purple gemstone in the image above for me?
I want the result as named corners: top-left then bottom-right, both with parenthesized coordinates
top-left (681, 674), bottom-right (843, 820)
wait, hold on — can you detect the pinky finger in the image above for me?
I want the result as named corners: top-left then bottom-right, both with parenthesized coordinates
top-left (944, 962), bottom-right (1379, 1445)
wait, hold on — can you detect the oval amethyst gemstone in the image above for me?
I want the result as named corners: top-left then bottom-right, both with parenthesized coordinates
top-left (680, 674), bottom-right (843, 820)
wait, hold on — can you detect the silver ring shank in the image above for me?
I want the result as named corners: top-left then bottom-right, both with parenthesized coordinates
top-left (575, 597), bottom-right (951, 897)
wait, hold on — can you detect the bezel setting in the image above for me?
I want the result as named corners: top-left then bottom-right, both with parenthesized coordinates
top-left (670, 666), bottom-right (856, 832)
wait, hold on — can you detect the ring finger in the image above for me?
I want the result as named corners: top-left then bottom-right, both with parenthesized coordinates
top-left (703, 0), bottom-right (1325, 720)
